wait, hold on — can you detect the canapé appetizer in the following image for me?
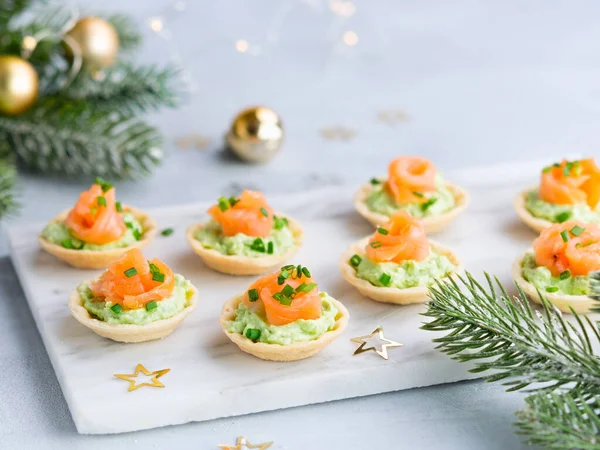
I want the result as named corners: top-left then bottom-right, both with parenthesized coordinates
top-left (40, 178), bottom-right (156, 269)
top-left (512, 221), bottom-right (599, 313)
top-left (340, 211), bottom-right (462, 304)
top-left (515, 158), bottom-right (600, 232)
top-left (220, 264), bottom-right (349, 361)
top-left (354, 156), bottom-right (469, 233)
top-left (69, 248), bottom-right (197, 342)
top-left (187, 190), bottom-right (303, 275)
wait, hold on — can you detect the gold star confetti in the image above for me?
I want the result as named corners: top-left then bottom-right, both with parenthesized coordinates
top-left (377, 110), bottom-right (410, 125)
top-left (320, 126), bottom-right (356, 141)
top-left (351, 325), bottom-right (403, 360)
top-left (175, 133), bottom-right (211, 149)
top-left (219, 436), bottom-right (273, 450)
top-left (114, 363), bottom-right (171, 392)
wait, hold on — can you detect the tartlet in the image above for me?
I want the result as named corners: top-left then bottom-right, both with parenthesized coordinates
top-left (354, 156), bottom-right (469, 233)
top-left (69, 248), bottom-right (197, 343)
top-left (515, 158), bottom-right (600, 232)
top-left (39, 179), bottom-right (156, 269)
top-left (340, 211), bottom-right (462, 305)
top-left (187, 190), bottom-right (303, 275)
top-left (219, 265), bottom-right (349, 361)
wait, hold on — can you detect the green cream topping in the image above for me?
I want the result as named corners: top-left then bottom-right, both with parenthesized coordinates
top-left (225, 293), bottom-right (338, 345)
top-left (194, 219), bottom-right (295, 257)
top-left (41, 212), bottom-right (143, 250)
top-left (521, 253), bottom-right (590, 296)
top-left (365, 175), bottom-right (456, 218)
top-left (355, 250), bottom-right (456, 289)
top-left (524, 189), bottom-right (600, 224)
top-left (79, 274), bottom-right (193, 325)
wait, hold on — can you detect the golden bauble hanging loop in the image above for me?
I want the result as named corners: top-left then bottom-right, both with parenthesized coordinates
top-left (65, 17), bottom-right (119, 74)
top-left (225, 106), bottom-right (284, 163)
top-left (0, 55), bottom-right (39, 116)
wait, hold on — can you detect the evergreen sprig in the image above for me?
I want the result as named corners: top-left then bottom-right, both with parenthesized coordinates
top-left (422, 272), bottom-right (600, 449)
top-left (0, 151), bottom-right (19, 218)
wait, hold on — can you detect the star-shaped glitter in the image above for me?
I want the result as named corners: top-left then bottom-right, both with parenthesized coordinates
top-left (351, 325), bottom-right (403, 360)
top-left (319, 126), bottom-right (356, 141)
top-left (114, 363), bottom-right (171, 392)
top-left (219, 436), bottom-right (273, 450)
top-left (377, 110), bottom-right (410, 125)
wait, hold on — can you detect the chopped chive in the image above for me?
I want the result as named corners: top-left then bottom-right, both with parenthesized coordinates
top-left (274, 216), bottom-right (288, 230)
top-left (217, 196), bottom-right (230, 212)
top-left (563, 164), bottom-right (571, 176)
top-left (94, 177), bottom-right (113, 192)
top-left (281, 284), bottom-right (295, 298)
top-left (559, 270), bottom-right (571, 280)
top-left (151, 271), bottom-right (165, 283)
top-left (249, 237), bottom-right (265, 252)
top-left (412, 191), bottom-right (424, 198)
top-left (110, 304), bottom-right (123, 314)
top-left (281, 264), bottom-right (295, 271)
top-left (560, 230), bottom-right (570, 242)
top-left (133, 229), bottom-right (142, 240)
top-left (124, 267), bottom-right (138, 278)
top-left (62, 238), bottom-right (83, 250)
top-left (302, 267), bottom-right (311, 278)
top-left (298, 282), bottom-right (317, 293)
top-left (161, 227), bottom-right (174, 237)
top-left (96, 196), bottom-right (107, 207)
top-left (125, 221), bottom-right (134, 229)
top-left (545, 286), bottom-right (559, 293)
top-left (296, 265), bottom-right (303, 278)
top-left (115, 201), bottom-right (123, 212)
top-left (272, 292), bottom-right (284, 301)
top-left (349, 254), bottom-right (362, 267)
top-left (229, 196), bottom-right (239, 207)
top-left (248, 288), bottom-right (259, 302)
top-left (245, 328), bottom-right (261, 341)
top-left (267, 241), bottom-right (274, 254)
top-left (260, 207), bottom-right (269, 217)
top-left (570, 225), bottom-right (585, 237)
top-left (379, 273), bottom-right (392, 286)
top-left (555, 211), bottom-right (570, 223)
top-left (370, 178), bottom-right (381, 185)
top-left (295, 282), bottom-right (307, 292)
top-left (421, 197), bottom-right (438, 212)
top-left (277, 270), bottom-right (290, 285)
top-left (145, 300), bottom-right (158, 311)
top-left (542, 166), bottom-right (552, 173)
top-left (377, 227), bottom-right (389, 235)
top-left (61, 239), bottom-right (74, 249)
top-left (278, 296), bottom-right (293, 306)
top-left (90, 207), bottom-right (98, 215)
top-left (370, 241), bottom-right (382, 248)
top-left (553, 162), bottom-right (561, 168)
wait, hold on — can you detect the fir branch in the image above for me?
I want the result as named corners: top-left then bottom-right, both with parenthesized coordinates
top-left (105, 13), bottom-right (142, 52)
top-left (421, 273), bottom-right (600, 393)
top-left (0, 98), bottom-right (163, 178)
top-left (515, 390), bottom-right (600, 449)
top-left (0, 153), bottom-right (19, 219)
top-left (0, 0), bottom-right (31, 26)
top-left (61, 63), bottom-right (179, 115)
top-left (590, 272), bottom-right (600, 313)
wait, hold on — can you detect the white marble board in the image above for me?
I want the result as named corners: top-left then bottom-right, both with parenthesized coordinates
top-left (8, 159), bottom-right (547, 435)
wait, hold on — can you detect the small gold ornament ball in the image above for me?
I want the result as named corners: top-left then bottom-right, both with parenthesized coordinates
top-left (0, 55), bottom-right (39, 116)
top-left (226, 106), bottom-right (284, 163)
top-left (65, 17), bottom-right (120, 73)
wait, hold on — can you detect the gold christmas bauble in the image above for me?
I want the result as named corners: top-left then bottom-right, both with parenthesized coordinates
top-left (226, 106), bottom-right (284, 163)
top-left (0, 55), bottom-right (38, 115)
top-left (65, 17), bottom-right (120, 73)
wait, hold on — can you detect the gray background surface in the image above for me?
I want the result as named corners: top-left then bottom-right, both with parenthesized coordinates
top-left (4, 0), bottom-right (598, 448)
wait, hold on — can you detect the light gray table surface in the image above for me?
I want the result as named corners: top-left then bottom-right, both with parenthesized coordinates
top-left (4, 0), bottom-right (599, 448)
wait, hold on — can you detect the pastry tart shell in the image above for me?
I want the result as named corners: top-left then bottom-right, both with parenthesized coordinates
top-left (514, 187), bottom-right (555, 233)
top-left (39, 206), bottom-right (157, 269)
top-left (219, 294), bottom-right (349, 362)
top-left (186, 215), bottom-right (304, 276)
top-left (353, 181), bottom-right (470, 234)
top-left (68, 283), bottom-right (198, 343)
top-left (512, 250), bottom-right (594, 314)
top-left (339, 237), bottom-right (463, 305)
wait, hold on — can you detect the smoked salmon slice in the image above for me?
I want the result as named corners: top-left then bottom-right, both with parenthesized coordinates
top-left (209, 190), bottom-right (274, 238)
top-left (91, 248), bottom-right (175, 309)
top-left (387, 156), bottom-right (437, 204)
top-left (539, 159), bottom-right (600, 208)
top-left (241, 265), bottom-right (322, 326)
top-left (533, 221), bottom-right (600, 277)
top-left (366, 210), bottom-right (430, 263)
top-left (65, 182), bottom-right (126, 245)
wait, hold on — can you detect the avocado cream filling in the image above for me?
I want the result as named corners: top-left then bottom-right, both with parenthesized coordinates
top-left (78, 274), bottom-right (192, 325)
top-left (524, 189), bottom-right (600, 224)
top-left (365, 174), bottom-right (456, 218)
top-left (42, 212), bottom-right (144, 250)
top-left (355, 251), bottom-right (456, 289)
top-left (521, 253), bottom-right (590, 296)
top-left (225, 293), bottom-right (338, 345)
top-left (194, 219), bottom-right (295, 257)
